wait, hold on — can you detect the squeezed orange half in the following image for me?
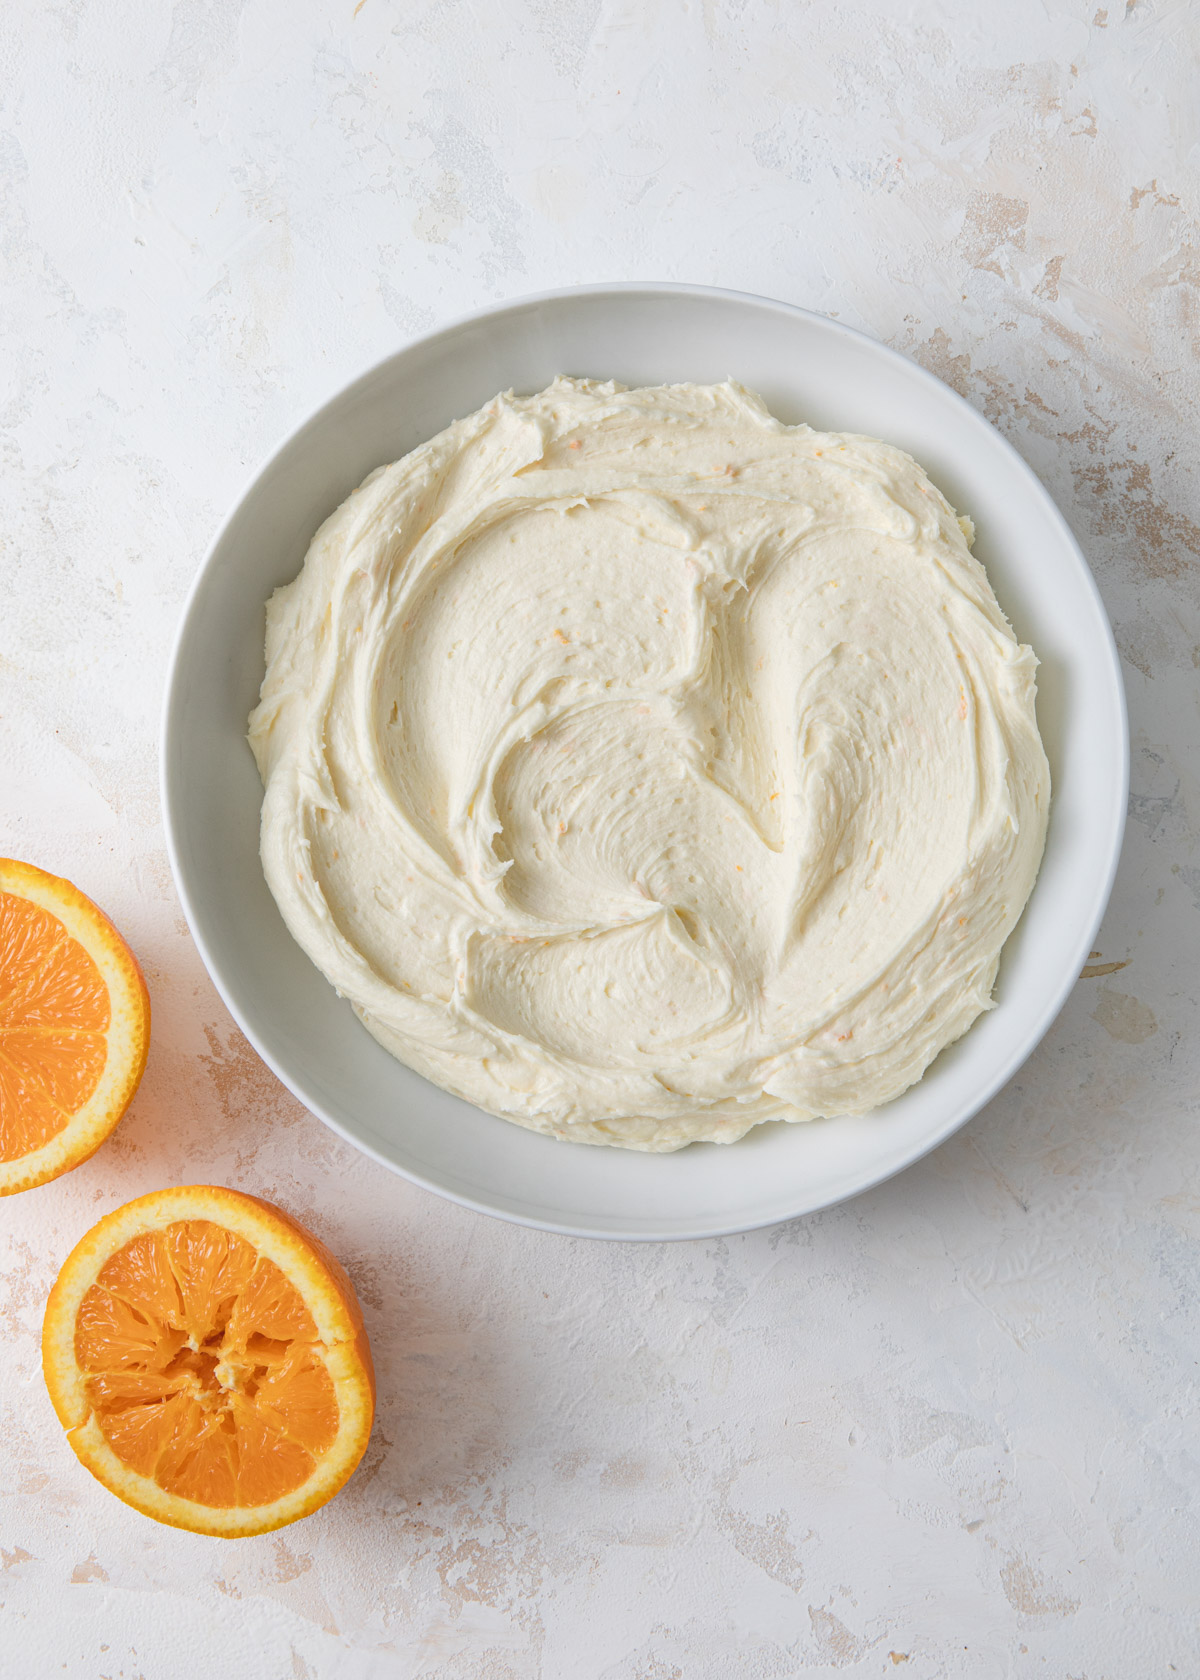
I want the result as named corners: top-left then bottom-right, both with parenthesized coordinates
top-left (42, 1186), bottom-right (376, 1536)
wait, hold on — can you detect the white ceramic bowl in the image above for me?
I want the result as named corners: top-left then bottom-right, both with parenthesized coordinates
top-left (162, 285), bottom-right (1127, 1240)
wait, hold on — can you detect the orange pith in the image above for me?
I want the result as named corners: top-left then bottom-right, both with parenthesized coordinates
top-left (43, 1187), bottom-right (375, 1537)
top-left (0, 859), bottom-right (150, 1194)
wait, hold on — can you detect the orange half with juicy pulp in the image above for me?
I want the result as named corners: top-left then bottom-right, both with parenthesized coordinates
top-left (0, 857), bottom-right (150, 1195)
top-left (42, 1185), bottom-right (376, 1536)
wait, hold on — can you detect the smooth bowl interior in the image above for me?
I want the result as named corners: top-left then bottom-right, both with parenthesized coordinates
top-left (162, 285), bottom-right (1127, 1239)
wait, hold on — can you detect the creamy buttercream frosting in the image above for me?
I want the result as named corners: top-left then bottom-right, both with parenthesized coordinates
top-left (249, 378), bottom-right (1050, 1151)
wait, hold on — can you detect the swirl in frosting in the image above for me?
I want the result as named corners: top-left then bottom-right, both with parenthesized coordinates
top-left (249, 378), bottom-right (1049, 1150)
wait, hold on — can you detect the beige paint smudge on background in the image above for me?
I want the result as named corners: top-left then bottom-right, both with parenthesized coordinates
top-left (1093, 988), bottom-right (1159, 1044)
top-left (1000, 1554), bottom-right (1080, 1618)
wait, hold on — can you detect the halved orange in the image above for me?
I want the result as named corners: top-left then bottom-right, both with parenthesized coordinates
top-left (0, 858), bottom-right (150, 1195)
top-left (42, 1186), bottom-right (376, 1536)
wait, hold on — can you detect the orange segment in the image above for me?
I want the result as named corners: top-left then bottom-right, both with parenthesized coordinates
top-left (0, 893), bottom-right (110, 1028)
top-left (1, 1026), bottom-right (110, 1120)
top-left (42, 1186), bottom-right (375, 1537)
top-left (0, 859), bottom-right (150, 1193)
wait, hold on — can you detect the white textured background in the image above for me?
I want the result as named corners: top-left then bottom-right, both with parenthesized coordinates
top-left (2, 2), bottom-right (1199, 1675)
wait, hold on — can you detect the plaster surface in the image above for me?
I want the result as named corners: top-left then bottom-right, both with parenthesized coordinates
top-left (2, 2), bottom-right (1198, 1676)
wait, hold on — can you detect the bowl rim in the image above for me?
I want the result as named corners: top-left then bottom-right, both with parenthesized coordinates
top-left (161, 281), bottom-right (1129, 1240)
